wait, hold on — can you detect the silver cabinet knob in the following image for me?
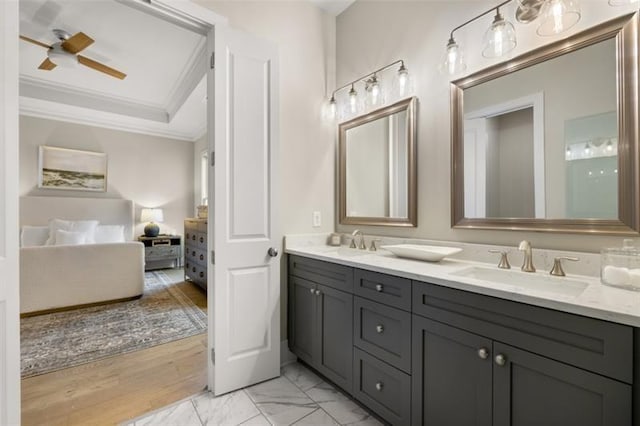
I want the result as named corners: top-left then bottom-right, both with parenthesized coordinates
top-left (315, 290), bottom-right (321, 296)
top-left (495, 354), bottom-right (506, 366)
top-left (267, 247), bottom-right (278, 257)
top-left (309, 288), bottom-right (315, 294)
top-left (375, 284), bottom-right (384, 292)
top-left (375, 382), bottom-right (384, 391)
top-left (477, 347), bottom-right (489, 360)
top-left (376, 324), bottom-right (384, 333)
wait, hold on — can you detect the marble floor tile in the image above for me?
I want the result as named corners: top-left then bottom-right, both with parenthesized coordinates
top-left (193, 389), bottom-right (260, 425)
top-left (304, 381), bottom-right (349, 404)
top-left (314, 398), bottom-right (381, 426)
top-left (282, 363), bottom-right (323, 392)
top-left (135, 400), bottom-right (202, 426)
top-left (239, 413), bottom-right (271, 425)
top-left (246, 376), bottom-right (318, 425)
top-left (293, 408), bottom-right (339, 425)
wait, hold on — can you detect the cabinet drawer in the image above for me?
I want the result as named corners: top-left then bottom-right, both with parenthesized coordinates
top-left (185, 261), bottom-right (207, 283)
top-left (146, 245), bottom-right (179, 259)
top-left (186, 232), bottom-right (207, 250)
top-left (413, 281), bottom-right (633, 383)
top-left (354, 297), bottom-right (411, 373)
top-left (185, 246), bottom-right (207, 267)
top-left (353, 348), bottom-right (411, 426)
top-left (288, 255), bottom-right (353, 293)
top-left (354, 269), bottom-right (411, 311)
top-left (184, 219), bottom-right (207, 233)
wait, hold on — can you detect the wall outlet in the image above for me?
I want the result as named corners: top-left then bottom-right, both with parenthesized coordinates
top-left (312, 211), bottom-right (321, 228)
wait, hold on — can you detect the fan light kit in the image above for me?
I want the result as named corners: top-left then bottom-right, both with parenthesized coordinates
top-left (325, 59), bottom-right (411, 121)
top-left (19, 28), bottom-right (127, 80)
top-left (440, 0), bottom-right (590, 76)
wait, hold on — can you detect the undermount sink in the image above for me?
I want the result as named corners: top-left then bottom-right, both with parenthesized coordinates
top-left (317, 246), bottom-right (370, 257)
top-left (452, 266), bottom-right (589, 297)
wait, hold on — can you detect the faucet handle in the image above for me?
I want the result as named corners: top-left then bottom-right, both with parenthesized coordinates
top-left (549, 256), bottom-right (579, 277)
top-left (488, 250), bottom-right (511, 269)
top-left (348, 237), bottom-right (356, 249)
top-left (369, 239), bottom-right (382, 251)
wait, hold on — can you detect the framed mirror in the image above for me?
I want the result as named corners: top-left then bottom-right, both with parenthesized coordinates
top-left (451, 13), bottom-right (639, 235)
top-left (339, 97), bottom-right (417, 227)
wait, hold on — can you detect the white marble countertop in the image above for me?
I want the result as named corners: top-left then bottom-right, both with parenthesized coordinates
top-left (285, 238), bottom-right (640, 328)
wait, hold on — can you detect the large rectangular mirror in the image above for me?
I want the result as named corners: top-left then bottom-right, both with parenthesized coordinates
top-left (339, 97), bottom-right (417, 227)
top-left (451, 13), bottom-right (639, 235)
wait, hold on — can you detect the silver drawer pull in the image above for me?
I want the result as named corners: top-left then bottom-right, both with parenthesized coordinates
top-left (309, 288), bottom-right (315, 294)
top-left (376, 324), bottom-right (384, 334)
top-left (477, 347), bottom-right (489, 360)
top-left (495, 354), bottom-right (506, 366)
top-left (375, 382), bottom-right (384, 391)
top-left (315, 290), bottom-right (321, 296)
top-left (375, 284), bottom-right (383, 292)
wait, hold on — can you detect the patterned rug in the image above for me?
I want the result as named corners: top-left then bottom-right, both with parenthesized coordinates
top-left (20, 270), bottom-right (207, 378)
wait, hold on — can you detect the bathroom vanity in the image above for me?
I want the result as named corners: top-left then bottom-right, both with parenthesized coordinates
top-left (286, 245), bottom-right (640, 426)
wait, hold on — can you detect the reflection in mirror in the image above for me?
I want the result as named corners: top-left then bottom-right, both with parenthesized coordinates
top-left (339, 97), bottom-right (417, 227)
top-left (452, 13), bottom-right (639, 235)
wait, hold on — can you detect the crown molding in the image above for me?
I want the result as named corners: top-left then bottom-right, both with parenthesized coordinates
top-left (20, 96), bottom-right (203, 142)
top-left (166, 39), bottom-right (207, 121)
top-left (20, 75), bottom-right (169, 122)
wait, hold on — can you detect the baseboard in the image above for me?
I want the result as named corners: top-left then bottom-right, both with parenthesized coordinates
top-left (281, 339), bottom-right (297, 366)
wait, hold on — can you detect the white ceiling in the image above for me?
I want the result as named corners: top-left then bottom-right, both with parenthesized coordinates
top-left (309, 0), bottom-right (355, 16)
top-left (19, 0), bottom-right (208, 141)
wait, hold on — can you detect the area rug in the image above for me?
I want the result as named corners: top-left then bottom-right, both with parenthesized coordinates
top-left (20, 270), bottom-right (207, 378)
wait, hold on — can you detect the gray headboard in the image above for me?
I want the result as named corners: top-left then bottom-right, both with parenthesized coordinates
top-left (20, 196), bottom-right (135, 240)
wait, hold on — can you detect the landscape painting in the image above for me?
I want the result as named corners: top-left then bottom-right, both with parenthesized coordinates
top-left (38, 146), bottom-right (107, 192)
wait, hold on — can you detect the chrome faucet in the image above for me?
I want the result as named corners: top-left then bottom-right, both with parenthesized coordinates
top-left (518, 240), bottom-right (536, 272)
top-left (351, 229), bottom-right (366, 250)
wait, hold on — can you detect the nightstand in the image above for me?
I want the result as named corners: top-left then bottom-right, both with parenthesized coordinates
top-left (138, 235), bottom-right (182, 271)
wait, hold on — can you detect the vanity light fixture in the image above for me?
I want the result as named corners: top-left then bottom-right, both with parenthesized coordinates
top-left (482, 7), bottom-right (517, 58)
top-left (441, 0), bottom-right (582, 75)
top-left (324, 59), bottom-right (410, 121)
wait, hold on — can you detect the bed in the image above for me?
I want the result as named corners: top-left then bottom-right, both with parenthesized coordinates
top-left (20, 196), bottom-right (145, 315)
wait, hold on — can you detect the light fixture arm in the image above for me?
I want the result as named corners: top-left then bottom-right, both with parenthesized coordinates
top-left (448, 0), bottom-right (512, 40)
top-left (330, 59), bottom-right (406, 98)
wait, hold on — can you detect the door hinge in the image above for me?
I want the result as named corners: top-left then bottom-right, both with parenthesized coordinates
top-left (211, 250), bottom-right (215, 265)
top-left (210, 52), bottom-right (215, 69)
top-left (210, 151), bottom-right (215, 167)
top-left (211, 348), bottom-right (215, 365)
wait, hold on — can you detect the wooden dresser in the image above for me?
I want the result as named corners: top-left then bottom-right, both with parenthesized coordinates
top-left (184, 218), bottom-right (207, 290)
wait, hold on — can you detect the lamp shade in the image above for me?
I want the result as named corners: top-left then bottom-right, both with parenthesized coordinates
top-left (140, 208), bottom-right (164, 223)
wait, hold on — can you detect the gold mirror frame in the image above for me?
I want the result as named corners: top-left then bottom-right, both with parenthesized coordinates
top-left (451, 13), bottom-right (639, 235)
top-left (339, 97), bottom-right (418, 227)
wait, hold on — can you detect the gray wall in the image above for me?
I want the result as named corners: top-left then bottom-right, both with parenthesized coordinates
top-left (20, 115), bottom-right (194, 237)
top-left (336, 1), bottom-right (636, 252)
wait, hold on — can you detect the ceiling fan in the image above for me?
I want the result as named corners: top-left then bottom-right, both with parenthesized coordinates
top-left (20, 29), bottom-right (126, 80)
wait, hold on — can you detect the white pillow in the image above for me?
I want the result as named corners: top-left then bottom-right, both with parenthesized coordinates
top-left (54, 229), bottom-right (87, 246)
top-left (45, 219), bottom-right (99, 245)
top-left (94, 225), bottom-right (125, 243)
top-left (21, 226), bottom-right (49, 247)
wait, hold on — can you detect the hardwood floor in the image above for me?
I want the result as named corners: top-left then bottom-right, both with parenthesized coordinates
top-left (21, 272), bottom-right (208, 426)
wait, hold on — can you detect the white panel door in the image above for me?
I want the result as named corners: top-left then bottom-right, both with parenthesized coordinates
top-left (0, 0), bottom-right (21, 424)
top-left (211, 24), bottom-right (280, 396)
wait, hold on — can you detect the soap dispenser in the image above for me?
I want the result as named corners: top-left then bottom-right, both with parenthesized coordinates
top-left (601, 239), bottom-right (640, 291)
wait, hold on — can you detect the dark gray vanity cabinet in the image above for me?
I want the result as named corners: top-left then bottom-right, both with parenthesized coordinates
top-left (412, 280), bottom-right (633, 426)
top-left (288, 256), bottom-right (354, 393)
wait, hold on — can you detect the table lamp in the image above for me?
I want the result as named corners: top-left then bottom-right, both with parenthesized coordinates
top-left (141, 208), bottom-right (164, 237)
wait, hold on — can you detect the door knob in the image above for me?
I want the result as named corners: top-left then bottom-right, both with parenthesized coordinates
top-left (495, 354), bottom-right (506, 366)
top-left (309, 288), bottom-right (315, 294)
top-left (315, 290), bottom-right (321, 296)
top-left (477, 347), bottom-right (489, 360)
top-left (375, 382), bottom-right (384, 391)
top-left (268, 247), bottom-right (278, 257)
top-left (376, 324), bottom-right (384, 333)
top-left (375, 284), bottom-right (384, 292)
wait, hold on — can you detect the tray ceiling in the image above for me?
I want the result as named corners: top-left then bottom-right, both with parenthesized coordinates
top-left (19, 0), bottom-right (207, 141)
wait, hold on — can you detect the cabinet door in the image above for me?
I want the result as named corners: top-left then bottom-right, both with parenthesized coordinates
top-left (493, 342), bottom-right (632, 426)
top-left (288, 276), bottom-right (317, 365)
top-left (316, 284), bottom-right (353, 393)
top-left (412, 316), bottom-right (492, 426)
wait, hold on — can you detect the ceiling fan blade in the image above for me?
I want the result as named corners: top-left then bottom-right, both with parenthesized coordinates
top-left (38, 58), bottom-right (57, 70)
top-left (20, 35), bottom-right (52, 49)
top-left (77, 55), bottom-right (126, 80)
top-left (61, 32), bottom-right (94, 54)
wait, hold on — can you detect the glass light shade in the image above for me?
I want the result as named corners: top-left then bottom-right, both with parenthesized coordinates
top-left (482, 13), bottom-right (517, 58)
top-left (140, 208), bottom-right (164, 223)
top-left (324, 96), bottom-right (337, 120)
top-left (439, 38), bottom-right (467, 76)
top-left (48, 45), bottom-right (78, 68)
top-left (537, 0), bottom-right (581, 36)
top-left (393, 64), bottom-right (412, 98)
top-left (365, 76), bottom-right (383, 109)
top-left (348, 86), bottom-right (358, 114)
top-left (609, 0), bottom-right (638, 5)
